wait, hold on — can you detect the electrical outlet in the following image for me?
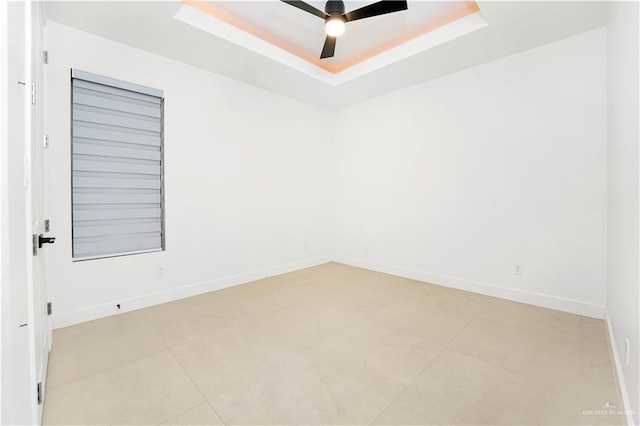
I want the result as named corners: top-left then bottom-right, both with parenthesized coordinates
top-left (625, 338), bottom-right (630, 366)
top-left (365, 244), bottom-right (369, 252)
top-left (513, 264), bottom-right (523, 275)
top-left (158, 266), bottom-right (165, 277)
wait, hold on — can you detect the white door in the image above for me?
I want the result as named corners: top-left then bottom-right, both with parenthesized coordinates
top-left (6, 0), bottom-right (37, 422)
top-left (6, 1), bottom-right (51, 424)
top-left (27, 2), bottom-right (52, 424)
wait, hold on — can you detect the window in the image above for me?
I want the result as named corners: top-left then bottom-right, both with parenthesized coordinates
top-left (71, 69), bottom-right (164, 260)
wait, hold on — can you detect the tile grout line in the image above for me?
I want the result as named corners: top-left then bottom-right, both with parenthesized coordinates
top-left (46, 265), bottom-right (599, 425)
top-left (141, 307), bottom-right (227, 425)
top-left (47, 345), bottom-right (168, 389)
top-left (366, 393), bottom-right (397, 425)
top-left (253, 278), bottom-right (409, 423)
top-left (443, 318), bottom-right (585, 402)
top-left (384, 316), bottom-right (474, 403)
top-left (46, 348), bottom-right (184, 425)
top-left (46, 314), bottom-right (169, 393)
top-left (165, 348), bottom-right (228, 426)
top-left (443, 316), bottom-right (474, 349)
top-left (141, 308), bottom-right (171, 351)
top-left (360, 317), bottom-right (476, 425)
top-left (308, 291), bottom-right (472, 423)
top-left (444, 343), bottom-right (585, 426)
top-left (140, 303), bottom-right (249, 349)
top-left (138, 278), bottom-right (350, 424)
top-left (144, 300), bottom-right (260, 425)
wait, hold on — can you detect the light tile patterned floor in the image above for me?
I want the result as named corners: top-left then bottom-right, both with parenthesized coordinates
top-left (43, 263), bottom-right (626, 425)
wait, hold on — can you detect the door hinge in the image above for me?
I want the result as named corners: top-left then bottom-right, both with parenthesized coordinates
top-left (43, 134), bottom-right (49, 148)
top-left (32, 234), bottom-right (38, 256)
top-left (30, 82), bottom-right (36, 105)
top-left (43, 50), bottom-right (48, 64)
top-left (37, 382), bottom-right (42, 405)
top-left (47, 302), bottom-right (52, 316)
top-left (45, 219), bottom-right (50, 232)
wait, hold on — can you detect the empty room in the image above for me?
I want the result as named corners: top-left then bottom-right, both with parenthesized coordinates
top-left (1, 0), bottom-right (639, 425)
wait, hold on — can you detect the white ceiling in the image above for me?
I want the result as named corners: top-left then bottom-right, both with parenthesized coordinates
top-left (44, 1), bottom-right (608, 110)
top-left (174, 1), bottom-right (487, 86)
top-left (174, 1), bottom-right (488, 86)
top-left (217, 2), bottom-right (459, 59)
top-left (198, 1), bottom-right (475, 63)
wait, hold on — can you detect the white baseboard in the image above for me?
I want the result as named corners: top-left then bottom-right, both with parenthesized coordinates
top-left (52, 255), bottom-right (332, 329)
top-left (333, 255), bottom-right (606, 319)
top-left (605, 309), bottom-right (634, 426)
top-left (53, 253), bottom-right (607, 328)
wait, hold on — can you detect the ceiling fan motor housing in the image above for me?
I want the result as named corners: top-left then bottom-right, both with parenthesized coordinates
top-left (325, 0), bottom-right (345, 16)
top-left (281, 0), bottom-right (409, 59)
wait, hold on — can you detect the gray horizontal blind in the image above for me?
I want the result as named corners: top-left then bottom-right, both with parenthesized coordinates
top-left (71, 70), bottom-right (164, 260)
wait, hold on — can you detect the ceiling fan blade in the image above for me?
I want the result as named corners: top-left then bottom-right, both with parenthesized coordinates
top-left (281, 0), bottom-right (328, 19)
top-left (344, 0), bottom-right (408, 22)
top-left (320, 35), bottom-right (337, 59)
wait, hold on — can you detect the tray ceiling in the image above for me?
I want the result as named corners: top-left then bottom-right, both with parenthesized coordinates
top-left (175, 1), bottom-right (487, 85)
top-left (43, 1), bottom-right (609, 109)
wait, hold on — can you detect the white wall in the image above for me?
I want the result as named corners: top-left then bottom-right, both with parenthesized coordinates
top-left (35, 9), bottom-right (639, 424)
top-left (606, 2), bottom-right (639, 424)
top-left (45, 23), bottom-right (610, 326)
top-left (36, 7), bottom-right (640, 422)
top-left (45, 22), bottom-right (333, 327)
top-left (332, 28), bottom-right (608, 318)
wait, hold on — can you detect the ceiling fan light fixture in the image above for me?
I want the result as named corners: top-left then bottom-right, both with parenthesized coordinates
top-left (325, 17), bottom-right (345, 37)
top-left (281, 0), bottom-right (408, 59)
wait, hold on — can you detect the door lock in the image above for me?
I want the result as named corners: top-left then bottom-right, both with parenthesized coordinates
top-left (38, 234), bottom-right (56, 248)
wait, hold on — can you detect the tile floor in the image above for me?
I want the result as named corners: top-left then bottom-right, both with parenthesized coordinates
top-left (43, 262), bottom-right (626, 425)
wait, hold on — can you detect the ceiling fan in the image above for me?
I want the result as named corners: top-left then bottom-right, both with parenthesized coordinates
top-left (281, 0), bottom-right (408, 59)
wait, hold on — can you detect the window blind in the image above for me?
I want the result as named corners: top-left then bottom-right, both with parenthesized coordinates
top-left (71, 69), bottom-right (164, 260)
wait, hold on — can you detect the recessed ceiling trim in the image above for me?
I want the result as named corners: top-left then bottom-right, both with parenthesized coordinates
top-left (174, 2), bottom-right (337, 84)
top-left (174, 1), bottom-right (488, 87)
top-left (334, 11), bottom-right (488, 85)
